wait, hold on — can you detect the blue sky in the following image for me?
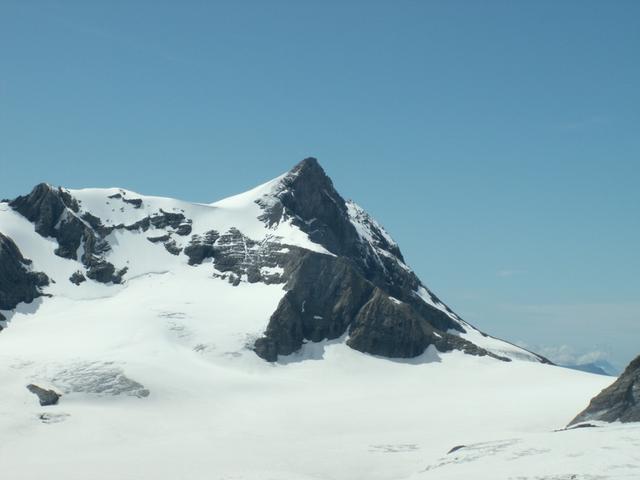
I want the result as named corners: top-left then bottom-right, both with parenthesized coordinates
top-left (1, 1), bottom-right (638, 368)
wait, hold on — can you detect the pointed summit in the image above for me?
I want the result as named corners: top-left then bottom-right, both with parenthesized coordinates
top-left (290, 156), bottom-right (322, 173)
top-left (285, 157), bottom-right (330, 185)
top-left (280, 157), bottom-right (342, 214)
top-left (258, 157), bottom-right (357, 256)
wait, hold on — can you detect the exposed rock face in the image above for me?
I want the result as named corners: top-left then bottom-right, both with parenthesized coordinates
top-left (9, 185), bottom-right (195, 285)
top-left (183, 228), bottom-right (290, 285)
top-left (0, 232), bottom-right (49, 311)
top-left (10, 184), bottom-right (125, 283)
top-left (10, 183), bottom-right (79, 238)
top-left (569, 355), bottom-right (640, 425)
top-left (11, 183), bottom-right (82, 259)
top-left (184, 231), bottom-right (219, 265)
top-left (252, 158), bottom-right (506, 362)
top-left (254, 247), bottom-right (508, 362)
top-left (258, 158), bottom-right (361, 257)
top-left (69, 271), bottom-right (86, 285)
top-left (212, 228), bottom-right (289, 284)
top-left (254, 253), bottom-right (374, 360)
top-left (26, 384), bottom-right (61, 406)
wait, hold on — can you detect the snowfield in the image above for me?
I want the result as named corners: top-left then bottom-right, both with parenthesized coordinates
top-left (0, 268), bottom-right (623, 479)
top-left (0, 172), bottom-right (634, 479)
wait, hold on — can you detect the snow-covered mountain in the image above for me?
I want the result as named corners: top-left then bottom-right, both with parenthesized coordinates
top-left (0, 158), bottom-right (545, 363)
top-left (0, 158), bottom-right (632, 480)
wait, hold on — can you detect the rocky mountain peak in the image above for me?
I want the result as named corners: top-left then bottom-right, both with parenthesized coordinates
top-left (0, 158), bottom-right (549, 365)
top-left (287, 156), bottom-right (326, 180)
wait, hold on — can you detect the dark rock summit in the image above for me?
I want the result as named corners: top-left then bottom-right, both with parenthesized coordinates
top-left (258, 158), bottom-right (362, 258)
top-left (0, 232), bottom-right (49, 314)
top-left (569, 355), bottom-right (640, 425)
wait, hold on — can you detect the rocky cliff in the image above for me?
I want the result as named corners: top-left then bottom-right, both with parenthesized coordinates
top-left (569, 355), bottom-right (640, 425)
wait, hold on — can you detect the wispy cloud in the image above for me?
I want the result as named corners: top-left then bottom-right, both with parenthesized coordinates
top-left (503, 302), bottom-right (640, 369)
top-left (516, 342), bottom-right (611, 366)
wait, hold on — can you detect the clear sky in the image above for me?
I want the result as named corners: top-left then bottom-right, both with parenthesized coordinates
top-left (1, 1), bottom-right (638, 368)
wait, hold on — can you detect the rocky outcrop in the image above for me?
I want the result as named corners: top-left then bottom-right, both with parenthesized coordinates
top-left (253, 249), bottom-right (506, 362)
top-left (26, 384), bottom-right (61, 406)
top-left (10, 183), bottom-right (79, 238)
top-left (69, 271), bottom-right (86, 285)
top-left (213, 228), bottom-right (288, 284)
top-left (183, 228), bottom-right (290, 285)
top-left (0, 232), bottom-right (49, 312)
top-left (10, 184), bottom-right (125, 283)
top-left (184, 230), bottom-right (219, 265)
top-left (108, 191), bottom-right (143, 208)
top-left (254, 253), bottom-right (373, 360)
top-left (569, 355), bottom-right (640, 425)
top-left (10, 183), bottom-right (85, 259)
top-left (8, 185), bottom-right (197, 285)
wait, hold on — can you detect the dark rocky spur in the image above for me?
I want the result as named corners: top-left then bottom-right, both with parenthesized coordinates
top-left (0, 232), bottom-right (49, 324)
top-left (569, 354), bottom-right (640, 425)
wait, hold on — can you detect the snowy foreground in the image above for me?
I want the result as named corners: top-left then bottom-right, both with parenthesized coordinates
top-left (0, 268), bottom-right (630, 479)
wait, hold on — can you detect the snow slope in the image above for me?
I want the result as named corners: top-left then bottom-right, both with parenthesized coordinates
top-left (0, 269), bottom-right (614, 479)
top-left (412, 422), bottom-right (640, 480)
